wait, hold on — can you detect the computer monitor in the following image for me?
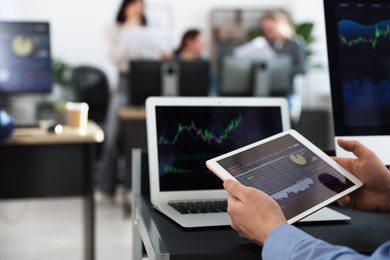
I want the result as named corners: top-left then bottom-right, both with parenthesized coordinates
top-left (221, 56), bottom-right (292, 97)
top-left (0, 21), bottom-right (52, 94)
top-left (129, 61), bottom-right (162, 107)
top-left (324, 0), bottom-right (390, 165)
top-left (253, 55), bottom-right (292, 96)
top-left (178, 61), bottom-right (209, 96)
top-left (129, 61), bottom-right (210, 107)
top-left (220, 57), bottom-right (253, 96)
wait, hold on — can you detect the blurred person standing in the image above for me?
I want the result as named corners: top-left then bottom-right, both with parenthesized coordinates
top-left (260, 10), bottom-right (306, 77)
top-left (99, 0), bottom-right (166, 202)
top-left (260, 10), bottom-right (307, 123)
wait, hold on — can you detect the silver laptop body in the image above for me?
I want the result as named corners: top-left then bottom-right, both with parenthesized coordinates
top-left (146, 97), bottom-right (291, 228)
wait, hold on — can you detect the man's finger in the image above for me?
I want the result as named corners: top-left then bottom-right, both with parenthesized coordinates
top-left (337, 139), bottom-right (371, 159)
top-left (332, 156), bottom-right (353, 171)
top-left (223, 179), bottom-right (241, 195)
top-left (224, 179), bottom-right (249, 200)
top-left (338, 195), bottom-right (351, 208)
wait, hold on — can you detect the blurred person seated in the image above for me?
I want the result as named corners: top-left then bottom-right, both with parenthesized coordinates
top-left (173, 29), bottom-right (219, 96)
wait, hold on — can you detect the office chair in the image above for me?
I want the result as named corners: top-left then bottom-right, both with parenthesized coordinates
top-left (71, 66), bottom-right (110, 125)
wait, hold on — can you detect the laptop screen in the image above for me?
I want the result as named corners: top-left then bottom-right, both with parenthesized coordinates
top-left (155, 105), bottom-right (284, 191)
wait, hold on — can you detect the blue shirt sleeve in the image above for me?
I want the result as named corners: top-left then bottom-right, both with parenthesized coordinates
top-left (262, 224), bottom-right (390, 260)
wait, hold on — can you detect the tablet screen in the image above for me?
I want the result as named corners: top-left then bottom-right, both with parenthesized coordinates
top-left (216, 133), bottom-right (355, 220)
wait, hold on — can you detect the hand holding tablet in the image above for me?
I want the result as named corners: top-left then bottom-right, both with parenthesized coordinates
top-left (206, 129), bottom-right (363, 224)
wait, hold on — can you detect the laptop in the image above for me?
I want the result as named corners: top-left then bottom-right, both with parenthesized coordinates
top-left (146, 97), bottom-right (349, 228)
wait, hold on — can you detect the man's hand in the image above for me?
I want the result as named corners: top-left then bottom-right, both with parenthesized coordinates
top-left (224, 179), bottom-right (287, 245)
top-left (334, 139), bottom-right (390, 212)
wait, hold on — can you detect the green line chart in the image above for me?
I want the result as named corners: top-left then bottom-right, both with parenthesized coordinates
top-left (338, 19), bottom-right (390, 49)
top-left (158, 114), bottom-right (243, 145)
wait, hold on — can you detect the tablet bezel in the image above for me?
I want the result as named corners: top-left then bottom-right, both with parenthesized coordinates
top-left (206, 129), bottom-right (363, 224)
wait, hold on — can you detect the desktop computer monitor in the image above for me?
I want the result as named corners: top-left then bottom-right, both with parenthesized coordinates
top-left (129, 61), bottom-right (162, 107)
top-left (0, 21), bottom-right (52, 94)
top-left (178, 61), bottom-right (209, 97)
top-left (221, 57), bottom-right (253, 96)
top-left (324, 0), bottom-right (390, 165)
top-left (221, 56), bottom-right (292, 97)
top-left (253, 55), bottom-right (292, 97)
top-left (129, 61), bottom-right (209, 107)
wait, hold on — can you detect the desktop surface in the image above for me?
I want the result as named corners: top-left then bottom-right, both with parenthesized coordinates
top-left (0, 122), bottom-right (102, 260)
top-left (136, 195), bottom-right (260, 259)
top-left (136, 195), bottom-right (390, 259)
top-left (3, 121), bottom-right (104, 145)
top-left (132, 146), bottom-right (390, 259)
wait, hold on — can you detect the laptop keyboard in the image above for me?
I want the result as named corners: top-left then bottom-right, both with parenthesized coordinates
top-left (168, 200), bottom-right (228, 214)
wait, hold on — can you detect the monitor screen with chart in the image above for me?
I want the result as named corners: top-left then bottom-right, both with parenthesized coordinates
top-left (155, 104), bottom-right (286, 191)
top-left (324, 0), bottom-right (390, 164)
top-left (0, 21), bottom-right (52, 94)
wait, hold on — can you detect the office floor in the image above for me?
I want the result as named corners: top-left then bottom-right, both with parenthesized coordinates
top-left (0, 195), bottom-right (133, 260)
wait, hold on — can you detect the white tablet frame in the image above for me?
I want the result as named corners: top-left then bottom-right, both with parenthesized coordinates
top-left (206, 129), bottom-right (363, 224)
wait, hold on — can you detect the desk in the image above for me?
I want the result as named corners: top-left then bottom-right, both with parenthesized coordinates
top-left (131, 149), bottom-right (390, 260)
top-left (0, 122), bottom-right (104, 260)
top-left (118, 107), bottom-right (147, 216)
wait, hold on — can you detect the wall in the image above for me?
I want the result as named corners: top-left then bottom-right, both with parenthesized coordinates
top-left (0, 0), bottom-right (333, 123)
top-left (0, 0), bottom-right (120, 87)
top-left (292, 0), bottom-right (332, 110)
top-left (149, 0), bottom-right (293, 47)
top-left (1, 0), bottom-right (330, 89)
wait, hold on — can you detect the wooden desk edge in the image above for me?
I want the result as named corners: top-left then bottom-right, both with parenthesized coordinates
top-left (118, 107), bottom-right (146, 120)
top-left (2, 121), bottom-right (105, 145)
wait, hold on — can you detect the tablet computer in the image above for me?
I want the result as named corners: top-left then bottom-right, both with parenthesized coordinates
top-left (206, 129), bottom-right (363, 224)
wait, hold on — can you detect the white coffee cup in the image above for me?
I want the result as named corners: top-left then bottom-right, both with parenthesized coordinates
top-left (66, 102), bottom-right (89, 133)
